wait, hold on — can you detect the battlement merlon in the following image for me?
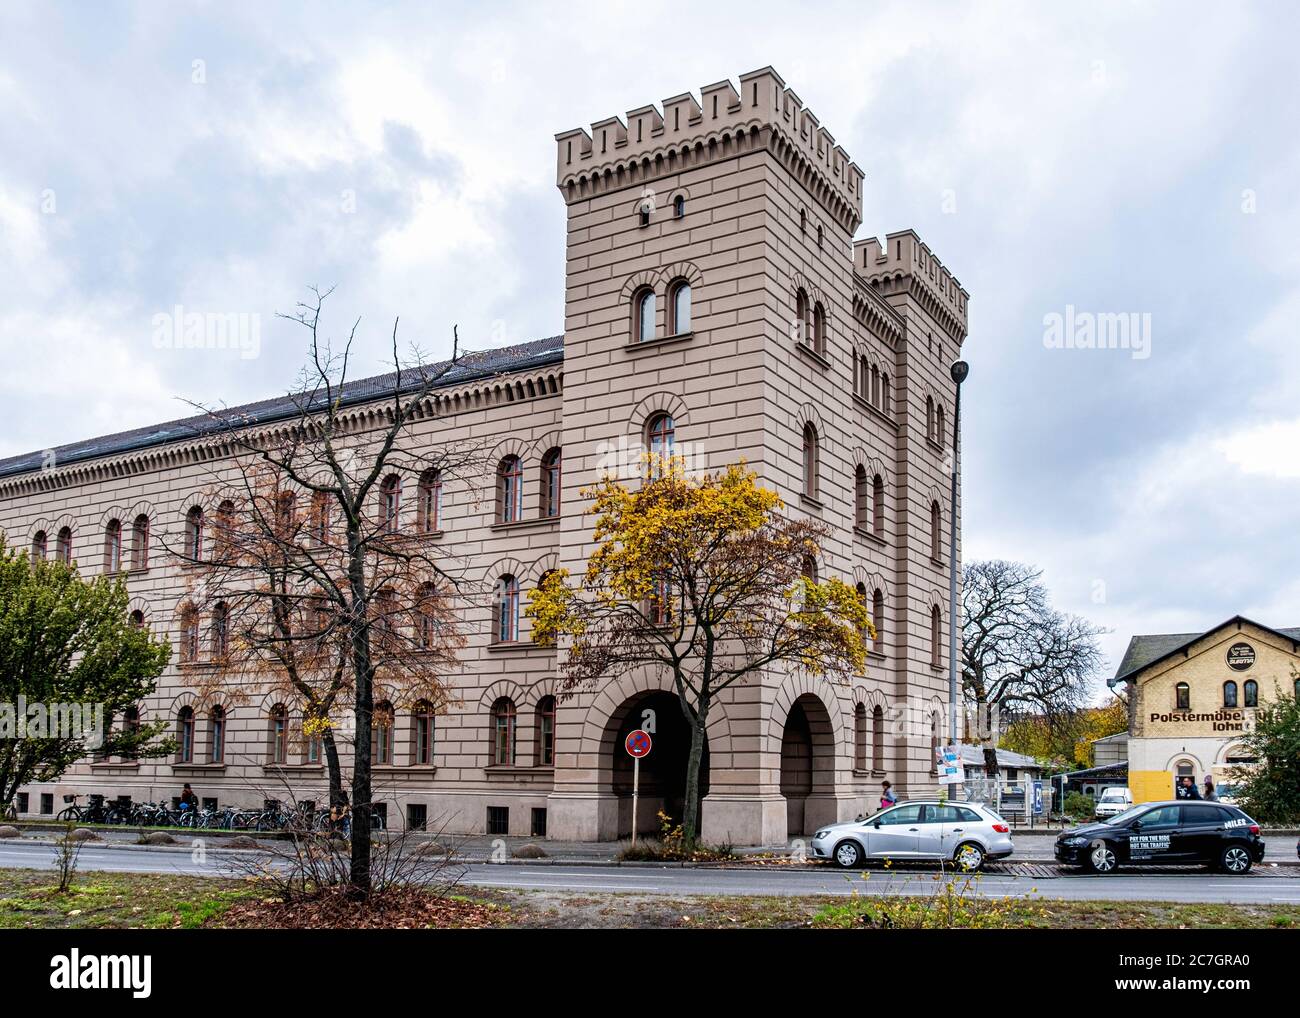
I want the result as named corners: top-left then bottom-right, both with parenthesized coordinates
top-left (554, 66), bottom-right (865, 233)
top-left (855, 230), bottom-right (969, 339)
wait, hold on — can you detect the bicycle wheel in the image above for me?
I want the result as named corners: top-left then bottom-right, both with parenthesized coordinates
top-left (56, 807), bottom-right (79, 823)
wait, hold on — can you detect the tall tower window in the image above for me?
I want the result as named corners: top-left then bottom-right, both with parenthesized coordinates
top-left (673, 195), bottom-right (686, 219)
top-left (498, 456), bottom-right (523, 523)
top-left (634, 288), bottom-right (656, 343)
top-left (669, 280), bottom-right (691, 334)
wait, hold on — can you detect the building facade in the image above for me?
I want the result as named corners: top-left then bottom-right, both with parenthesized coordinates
top-left (1110, 616), bottom-right (1300, 796)
top-left (0, 68), bottom-right (969, 846)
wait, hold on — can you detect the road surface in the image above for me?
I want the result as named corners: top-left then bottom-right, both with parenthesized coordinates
top-left (2, 840), bottom-right (1299, 905)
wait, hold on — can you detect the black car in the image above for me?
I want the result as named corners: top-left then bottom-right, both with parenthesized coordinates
top-left (1054, 800), bottom-right (1265, 874)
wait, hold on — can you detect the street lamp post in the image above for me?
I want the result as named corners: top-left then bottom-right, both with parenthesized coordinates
top-left (948, 360), bottom-right (969, 789)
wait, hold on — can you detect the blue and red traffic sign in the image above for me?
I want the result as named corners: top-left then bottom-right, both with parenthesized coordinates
top-left (624, 729), bottom-right (653, 758)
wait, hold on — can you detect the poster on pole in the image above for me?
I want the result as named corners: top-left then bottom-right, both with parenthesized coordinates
top-left (936, 744), bottom-right (964, 785)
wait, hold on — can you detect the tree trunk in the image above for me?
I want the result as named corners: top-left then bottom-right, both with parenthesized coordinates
top-left (982, 741), bottom-right (1000, 779)
top-left (323, 728), bottom-right (345, 808)
top-left (681, 705), bottom-right (708, 847)
top-left (347, 530), bottom-right (373, 897)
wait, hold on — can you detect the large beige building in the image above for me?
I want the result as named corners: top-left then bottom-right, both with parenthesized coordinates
top-left (0, 68), bottom-right (969, 846)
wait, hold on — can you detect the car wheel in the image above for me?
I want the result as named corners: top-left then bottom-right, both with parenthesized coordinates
top-left (953, 842), bottom-right (985, 872)
top-left (833, 840), bottom-right (864, 869)
top-left (1086, 843), bottom-right (1118, 874)
top-left (1220, 844), bottom-right (1252, 874)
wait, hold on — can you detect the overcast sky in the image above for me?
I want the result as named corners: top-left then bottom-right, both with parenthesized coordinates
top-left (1, 1), bottom-right (1297, 686)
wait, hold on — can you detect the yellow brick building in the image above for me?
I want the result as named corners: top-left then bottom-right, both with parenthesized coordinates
top-left (1109, 616), bottom-right (1300, 798)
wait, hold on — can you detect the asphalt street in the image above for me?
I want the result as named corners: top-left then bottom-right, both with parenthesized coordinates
top-left (2, 840), bottom-right (1299, 905)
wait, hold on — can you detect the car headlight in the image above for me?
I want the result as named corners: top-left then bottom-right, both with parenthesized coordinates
top-left (814, 829), bottom-right (830, 840)
top-left (1063, 836), bottom-right (1090, 846)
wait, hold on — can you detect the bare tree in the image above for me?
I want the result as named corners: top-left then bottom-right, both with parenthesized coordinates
top-left (960, 560), bottom-right (1104, 777)
top-left (181, 287), bottom-right (484, 895)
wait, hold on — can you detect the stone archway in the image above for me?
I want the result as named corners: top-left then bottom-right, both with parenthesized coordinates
top-left (605, 690), bottom-right (709, 839)
top-left (779, 693), bottom-right (836, 836)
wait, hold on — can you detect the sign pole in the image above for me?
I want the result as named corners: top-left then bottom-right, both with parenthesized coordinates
top-left (631, 754), bottom-right (640, 848)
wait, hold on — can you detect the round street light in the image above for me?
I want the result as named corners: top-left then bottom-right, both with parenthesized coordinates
top-left (951, 359), bottom-right (970, 386)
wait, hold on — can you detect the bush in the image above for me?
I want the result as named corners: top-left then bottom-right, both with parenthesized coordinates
top-left (1063, 792), bottom-right (1095, 819)
top-left (616, 810), bottom-right (736, 863)
top-left (1232, 686), bottom-right (1300, 824)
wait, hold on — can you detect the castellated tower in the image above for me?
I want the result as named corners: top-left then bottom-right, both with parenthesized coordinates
top-left (547, 68), bottom-right (969, 845)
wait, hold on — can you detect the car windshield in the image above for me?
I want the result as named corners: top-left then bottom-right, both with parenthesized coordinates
top-left (1100, 789), bottom-right (1126, 800)
top-left (1101, 804), bottom-right (1150, 826)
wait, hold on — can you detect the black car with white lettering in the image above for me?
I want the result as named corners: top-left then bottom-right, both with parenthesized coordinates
top-left (1054, 800), bottom-right (1265, 874)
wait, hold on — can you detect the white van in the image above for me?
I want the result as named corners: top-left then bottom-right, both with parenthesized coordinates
top-left (1094, 786), bottom-right (1133, 818)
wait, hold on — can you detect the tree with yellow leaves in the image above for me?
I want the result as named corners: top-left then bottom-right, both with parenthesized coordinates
top-left (528, 456), bottom-right (871, 846)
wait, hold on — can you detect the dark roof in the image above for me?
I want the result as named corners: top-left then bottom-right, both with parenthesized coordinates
top-left (1110, 615), bottom-right (1300, 685)
top-left (0, 335), bottom-right (564, 480)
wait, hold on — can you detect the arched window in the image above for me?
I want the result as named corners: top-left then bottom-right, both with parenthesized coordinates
top-left (56, 526), bottom-right (73, 564)
top-left (872, 705), bottom-right (885, 771)
top-left (634, 287), bottom-right (656, 343)
top-left (129, 609), bottom-right (146, 629)
top-left (177, 707), bottom-right (195, 764)
top-left (1244, 679), bottom-right (1258, 707)
top-left (937, 406), bottom-right (947, 447)
top-left (491, 697), bottom-right (517, 765)
top-left (495, 574), bottom-right (520, 643)
top-left (854, 703), bottom-right (868, 770)
top-left (795, 289), bottom-right (811, 347)
top-left (540, 448), bottom-right (562, 519)
top-left (214, 500), bottom-right (235, 561)
top-left (854, 465), bottom-right (869, 529)
top-left (812, 302), bottom-right (826, 355)
top-left (930, 713), bottom-right (941, 775)
top-left (269, 705), bottom-right (288, 764)
top-left (131, 514), bottom-right (150, 570)
top-left (673, 194), bottom-right (686, 219)
top-left (855, 582), bottom-right (869, 650)
top-left (275, 491), bottom-right (296, 536)
top-left (415, 582), bottom-right (440, 649)
top-left (179, 604), bottom-right (200, 663)
top-left (930, 500), bottom-right (942, 560)
top-left (872, 474), bottom-right (885, 537)
top-left (647, 413), bottom-right (675, 461)
top-left (926, 396), bottom-right (936, 442)
top-left (881, 373), bottom-right (891, 414)
top-left (852, 351), bottom-right (862, 398)
top-left (379, 474), bottom-right (401, 533)
top-left (1175, 682), bottom-right (1190, 710)
top-left (870, 364), bottom-right (880, 406)
top-left (32, 530), bottom-right (47, 560)
top-left (210, 706), bottom-right (226, 764)
top-left (185, 506), bottom-right (204, 561)
top-left (872, 588), bottom-right (885, 649)
top-left (669, 279), bottom-right (691, 334)
top-left (799, 207), bottom-right (806, 233)
top-left (103, 519), bottom-right (122, 574)
top-left (498, 456), bottom-right (523, 524)
top-left (930, 605), bottom-right (942, 668)
top-left (816, 224), bottom-right (823, 249)
top-left (417, 469), bottom-right (442, 533)
top-left (536, 695), bottom-right (556, 767)
top-left (372, 701), bottom-right (394, 766)
top-left (310, 492), bottom-right (331, 545)
top-left (1222, 681), bottom-right (1238, 708)
top-left (649, 573), bottom-right (672, 626)
top-left (210, 602), bottom-right (229, 661)
top-left (412, 700), bottom-right (436, 765)
top-left (802, 423), bottom-right (819, 498)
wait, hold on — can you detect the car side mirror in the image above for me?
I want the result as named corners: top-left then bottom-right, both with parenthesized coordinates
top-left (1130, 820), bottom-right (1142, 830)
top-left (872, 820), bottom-right (881, 829)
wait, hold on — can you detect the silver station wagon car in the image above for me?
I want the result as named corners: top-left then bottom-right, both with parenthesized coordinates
top-left (811, 800), bottom-right (1014, 871)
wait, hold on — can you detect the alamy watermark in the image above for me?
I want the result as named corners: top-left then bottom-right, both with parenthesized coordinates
top-left (0, 696), bottom-right (105, 749)
top-left (1043, 304), bottom-right (1151, 361)
top-left (151, 305), bottom-right (261, 360)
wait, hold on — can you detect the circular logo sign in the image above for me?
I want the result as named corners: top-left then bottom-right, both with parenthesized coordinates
top-left (624, 729), bottom-right (653, 758)
top-left (1226, 642), bottom-right (1256, 671)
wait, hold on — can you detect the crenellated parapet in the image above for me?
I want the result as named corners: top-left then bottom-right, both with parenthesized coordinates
top-left (855, 230), bottom-right (968, 340)
top-left (555, 66), bottom-right (864, 233)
